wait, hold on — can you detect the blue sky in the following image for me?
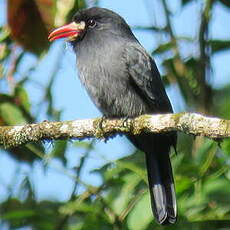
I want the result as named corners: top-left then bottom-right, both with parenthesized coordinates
top-left (0, 0), bottom-right (230, 202)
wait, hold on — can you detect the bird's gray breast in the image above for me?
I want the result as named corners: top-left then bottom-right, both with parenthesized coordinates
top-left (76, 52), bottom-right (146, 117)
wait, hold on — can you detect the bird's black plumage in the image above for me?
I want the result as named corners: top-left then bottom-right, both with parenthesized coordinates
top-left (72, 7), bottom-right (177, 224)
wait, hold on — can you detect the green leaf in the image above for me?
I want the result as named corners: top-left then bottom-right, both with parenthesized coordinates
top-left (0, 26), bottom-right (10, 42)
top-left (112, 173), bottom-right (142, 215)
top-left (2, 209), bottom-right (36, 220)
top-left (116, 161), bottom-right (146, 182)
top-left (220, 139), bottom-right (230, 157)
top-left (209, 39), bottom-right (230, 54)
top-left (55, 0), bottom-right (86, 26)
top-left (214, 84), bottom-right (230, 118)
top-left (0, 41), bottom-right (9, 62)
top-left (0, 102), bottom-right (27, 125)
top-left (193, 139), bottom-right (217, 176)
top-left (204, 178), bottom-right (230, 203)
top-left (175, 175), bottom-right (193, 194)
top-left (152, 42), bottom-right (174, 55)
top-left (60, 200), bottom-right (95, 215)
top-left (127, 192), bottom-right (152, 230)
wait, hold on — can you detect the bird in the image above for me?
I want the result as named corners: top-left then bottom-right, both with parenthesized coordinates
top-left (48, 7), bottom-right (177, 225)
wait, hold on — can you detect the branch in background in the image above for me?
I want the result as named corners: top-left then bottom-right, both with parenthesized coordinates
top-left (197, 0), bottom-right (213, 112)
top-left (132, 25), bottom-right (167, 32)
top-left (0, 113), bottom-right (229, 148)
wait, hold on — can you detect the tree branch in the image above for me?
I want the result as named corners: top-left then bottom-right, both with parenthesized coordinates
top-left (0, 112), bottom-right (229, 148)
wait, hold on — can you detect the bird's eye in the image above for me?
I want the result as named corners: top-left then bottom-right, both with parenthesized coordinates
top-left (87, 19), bottom-right (97, 28)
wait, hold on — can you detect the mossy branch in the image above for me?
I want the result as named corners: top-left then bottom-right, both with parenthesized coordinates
top-left (0, 112), bottom-right (229, 148)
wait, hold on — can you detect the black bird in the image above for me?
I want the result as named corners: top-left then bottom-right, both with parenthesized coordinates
top-left (48, 7), bottom-right (177, 225)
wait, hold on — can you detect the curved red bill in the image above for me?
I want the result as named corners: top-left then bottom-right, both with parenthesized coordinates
top-left (48, 22), bottom-right (85, 42)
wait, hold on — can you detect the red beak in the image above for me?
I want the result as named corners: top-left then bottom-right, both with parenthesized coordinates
top-left (48, 22), bottom-right (85, 42)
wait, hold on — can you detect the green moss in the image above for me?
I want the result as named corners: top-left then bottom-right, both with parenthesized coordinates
top-left (132, 115), bottom-right (151, 135)
top-left (172, 112), bottom-right (185, 124)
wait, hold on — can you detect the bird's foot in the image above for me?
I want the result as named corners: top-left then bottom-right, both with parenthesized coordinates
top-left (121, 116), bottom-right (130, 127)
top-left (94, 116), bottom-right (109, 142)
top-left (99, 115), bottom-right (108, 131)
top-left (95, 116), bottom-right (131, 142)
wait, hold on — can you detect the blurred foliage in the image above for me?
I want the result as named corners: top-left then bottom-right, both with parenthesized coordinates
top-left (0, 0), bottom-right (230, 229)
top-left (7, 0), bottom-right (53, 55)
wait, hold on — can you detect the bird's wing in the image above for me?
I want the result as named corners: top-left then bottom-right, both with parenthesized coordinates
top-left (124, 44), bottom-right (177, 224)
top-left (124, 43), bottom-right (172, 113)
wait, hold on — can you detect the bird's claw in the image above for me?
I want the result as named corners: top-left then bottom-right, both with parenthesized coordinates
top-left (99, 115), bottom-right (107, 131)
top-left (121, 116), bottom-right (130, 127)
top-left (95, 116), bottom-right (109, 142)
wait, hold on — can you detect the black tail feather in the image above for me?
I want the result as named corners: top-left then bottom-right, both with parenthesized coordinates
top-left (128, 133), bottom-right (177, 225)
top-left (145, 151), bottom-right (177, 224)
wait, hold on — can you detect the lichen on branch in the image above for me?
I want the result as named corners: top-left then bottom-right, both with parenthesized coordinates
top-left (0, 112), bottom-right (229, 148)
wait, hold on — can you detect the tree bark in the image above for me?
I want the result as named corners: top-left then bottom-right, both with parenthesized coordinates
top-left (0, 113), bottom-right (229, 148)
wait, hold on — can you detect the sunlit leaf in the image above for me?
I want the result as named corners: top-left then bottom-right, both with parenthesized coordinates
top-left (60, 200), bottom-right (96, 215)
top-left (55, 0), bottom-right (86, 26)
top-left (0, 102), bottom-right (27, 125)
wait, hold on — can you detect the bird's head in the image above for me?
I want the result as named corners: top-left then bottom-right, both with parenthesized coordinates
top-left (48, 7), bottom-right (134, 45)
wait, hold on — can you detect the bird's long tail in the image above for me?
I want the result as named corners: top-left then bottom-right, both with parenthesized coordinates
top-left (128, 134), bottom-right (177, 225)
top-left (145, 148), bottom-right (177, 224)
